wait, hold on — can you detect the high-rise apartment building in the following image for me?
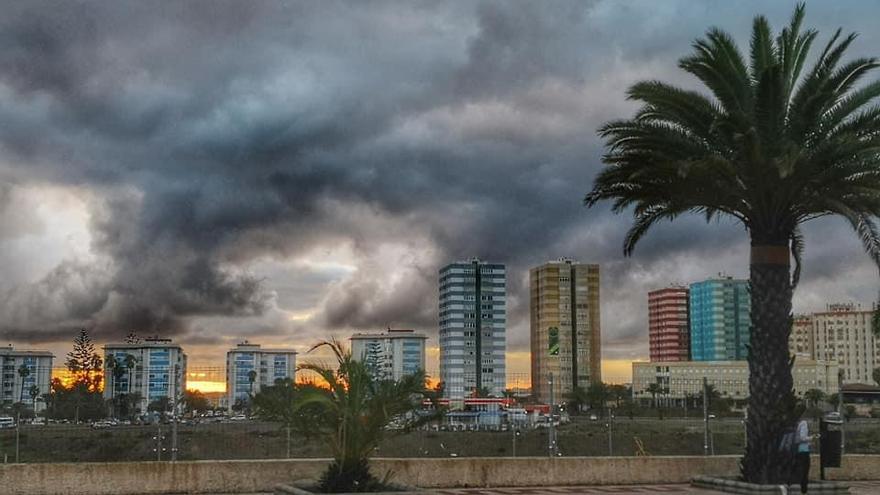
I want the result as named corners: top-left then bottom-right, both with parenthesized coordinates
top-left (790, 314), bottom-right (814, 359)
top-left (226, 342), bottom-right (297, 407)
top-left (1, 346), bottom-right (54, 411)
top-left (439, 258), bottom-right (506, 399)
top-left (648, 286), bottom-right (690, 362)
top-left (812, 303), bottom-right (880, 384)
top-left (530, 258), bottom-right (601, 404)
top-left (350, 329), bottom-right (427, 381)
top-left (103, 338), bottom-right (187, 413)
top-left (689, 276), bottom-right (751, 361)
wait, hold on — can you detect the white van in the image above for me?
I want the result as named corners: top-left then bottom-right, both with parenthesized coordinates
top-left (0, 416), bottom-right (15, 429)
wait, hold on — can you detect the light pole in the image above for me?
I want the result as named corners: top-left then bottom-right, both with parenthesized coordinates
top-left (702, 377), bottom-right (710, 456)
top-left (171, 364), bottom-right (179, 462)
top-left (512, 427), bottom-right (520, 457)
top-left (548, 373), bottom-right (557, 457)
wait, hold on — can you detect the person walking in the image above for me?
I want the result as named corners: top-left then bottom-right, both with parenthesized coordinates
top-left (794, 417), bottom-right (812, 494)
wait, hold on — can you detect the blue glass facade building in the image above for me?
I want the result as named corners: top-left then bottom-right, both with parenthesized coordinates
top-left (689, 277), bottom-right (751, 361)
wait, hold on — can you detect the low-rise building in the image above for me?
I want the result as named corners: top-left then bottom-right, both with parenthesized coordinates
top-left (350, 329), bottom-right (427, 381)
top-left (632, 359), bottom-right (838, 405)
top-left (103, 338), bottom-right (187, 414)
top-left (225, 342), bottom-right (297, 408)
top-left (0, 346), bottom-right (54, 411)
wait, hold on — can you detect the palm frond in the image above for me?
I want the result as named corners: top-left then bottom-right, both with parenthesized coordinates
top-left (750, 15), bottom-right (776, 81)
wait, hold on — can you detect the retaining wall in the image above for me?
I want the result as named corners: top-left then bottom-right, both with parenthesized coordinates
top-left (0, 455), bottom-right (876, 495)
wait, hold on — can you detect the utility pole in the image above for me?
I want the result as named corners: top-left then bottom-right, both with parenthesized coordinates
top-left (154, 425), bottom-right (165, 461)
top-left (286, 425), bottom-right (292, 458)
top-left (607, 407), bottom-right (613, 456)
top-left (702, 377), bottom-right (709, 456)
top-left (14, 411), bottom-right (20, 463)
top-left (171, 364), bottom-right (179, 462)
top-left (838, 369), bottom-right (845, 453)
top-left (548, 373), bottom-right (556, 457)
top-left (511, 426), bottom-right (517, 457)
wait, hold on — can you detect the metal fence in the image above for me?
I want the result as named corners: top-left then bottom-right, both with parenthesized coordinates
top-left (1, 415), bottom-right (878, 464)
top-left (1, 366), bottom-right (876, 463)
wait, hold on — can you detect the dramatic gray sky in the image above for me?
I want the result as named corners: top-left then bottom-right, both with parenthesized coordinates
top-left (1, 0), bottom-right (878, 380)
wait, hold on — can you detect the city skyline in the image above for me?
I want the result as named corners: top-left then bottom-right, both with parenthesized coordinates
top-left (2, 1), bottom-right (880, 385)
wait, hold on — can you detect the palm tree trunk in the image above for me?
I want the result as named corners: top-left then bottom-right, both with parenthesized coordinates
top-left (741, 243), bottom-right (797, 484)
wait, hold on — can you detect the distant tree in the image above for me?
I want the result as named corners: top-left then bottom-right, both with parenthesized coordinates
top-left (7, 402), bottom-right (34, 420)
top-left (608, 384), bottom-right (630, 408)
top-left (43, 378), bottom-right (106, 422)
top-left (564, 386), bottom-right (588, 414)
top-left (28, 385), bottom-right (39, 409)
top-left (105, 356), bottom-right (127, 417)
top-left (148, 397), bottom-right (172, 420)
top-left (182, 390), bottom-right (210, 414)
top-left (873, 367), bottom-right (880, 387)
top-left (17, 364), bottom-right (30, 404)
top-left (248, 370), bottom-right (258, 395)
top-left (586, 382), bottom-right (610, 412)
top-left (803, 388), bottom-right (826, 409)
top-left (66, 329), bottom-right (103, 392)
top-left (123, 354), bottom-right (137, 394)
top-left (114, 392), bottom-right (143, 420)
top-left (827, 393), bottom-right (841, 409)
top-left (252, 378), bottom-right (329, 440)
top-left (231, 398), bottom-right (248, 413)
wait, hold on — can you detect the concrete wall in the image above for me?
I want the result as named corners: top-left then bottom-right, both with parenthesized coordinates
top-left (0, 456), bottom-right (876, 495)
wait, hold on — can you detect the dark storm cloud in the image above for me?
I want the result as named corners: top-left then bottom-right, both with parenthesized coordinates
top-left (0, 0), bottom-right (879, 363)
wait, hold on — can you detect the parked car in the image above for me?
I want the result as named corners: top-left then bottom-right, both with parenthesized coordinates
top-left (229, 414), bottom-right (247, 421)
top-left (0, 416), bottom-right (15, 429)
top-left (29, 417), bottom-right (46, 426)
top-left (589, 414), bottom-right (598, 421)
top-left (92, 420), bottom-right (115, 428)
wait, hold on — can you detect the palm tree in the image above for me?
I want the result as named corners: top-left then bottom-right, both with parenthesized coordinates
top-left (105, 356), bottom-right (121, 416)
top-left (295, 339), bottom-right (431, 493)
top-left (28, 385), bottom-right (40, 415)
top-left (564, 386), bottom-right (589, 414)
top-left (803, 388), bottom-right (825, 409)
top-left (585, 4), bottom-right (880, 483)
top-left (247, 369), bottom-right (257, 396)
top-left (608, 384), bottom-right (630, 408)
top-left (17, 364), bottom-right (30, 405)
top-left (586, 382), bottom-right (610, 412)
top-left (123, 354), bottom-right (137, 394)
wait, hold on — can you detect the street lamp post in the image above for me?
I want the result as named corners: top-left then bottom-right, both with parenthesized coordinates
top-left (548, 373), bottom-right (557, 457)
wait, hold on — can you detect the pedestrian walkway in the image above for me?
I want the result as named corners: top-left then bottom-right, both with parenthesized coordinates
top-left (436, 481), bottom-right (880, 494)
top-left (436, 486), bottom-right (714, 494)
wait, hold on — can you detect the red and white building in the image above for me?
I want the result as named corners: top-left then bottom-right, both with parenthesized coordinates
top-left (648, 286), bottom-right (690, 362)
